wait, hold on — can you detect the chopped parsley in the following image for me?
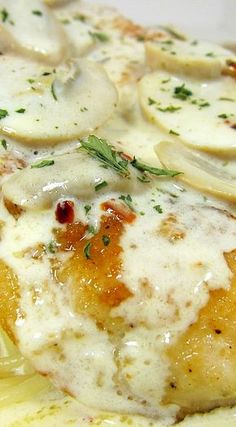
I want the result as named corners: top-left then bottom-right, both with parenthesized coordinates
top-left (119, 194), bottom-right (135, 211)
top-left (84, 242), bottom-right (92, 259)
top-left (87, 224), bottom-right (96, 235)
top-left (161, 78), bottom-right (170, 84)
top-left (51, 81), bottom-right (58, 101)
top-left (157, 105), bottom-right (182, 113)
top-left (161, 39), bottom-right (174, 45)
top-left (0, 109), bottom-right (8, 119)
top-left (95, 180), bottom-right (108, 192)
top-left (218, 113), bottom-right (229, 119)
top-left (1, 8), bottom-right (8, 22)
top-left (137, 174), bottom-right (151, 183)
top-left (31, 159), bottom-right (54, 169)
top-left (48, 241), bottom-right (56, 254)
top-left (131, 157), bottom-right (180, 177)
top-left (32, 10), bottom-right (43, 16)
top-left (198, 101), bottom-right (210, 108)
top-left (80, 107), bottom-right (88, 112)
top-left (102, 235), bottom-right (110, 246)
top-left (205, 52), bottom-right (216, 57)
top-left (1, 139), bottom-right (7, 150)
top-left (219, 97), bottom-right (235, 102)
top-left (84, 204), bottom-right (91, 215)
top-left (15, 108), bottom-right (26, 114)
top-left (148, 97), bottom-right (156, 106)
top-left (169, 129), bottom-right (180, 136)
top-left (153, 204), bottom-right (163, 213)
top-left (89, 31), bottom-right (109, 42)
top-left (27, 78), bottom-right (35, 84)
top-left (174, 84), bottom-right (193, 101)
top-left (73, 14), bottom-right (86, 22)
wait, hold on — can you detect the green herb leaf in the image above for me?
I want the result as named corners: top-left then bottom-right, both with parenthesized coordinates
top-left (137, 174), bottom-right (151, 183)
top-left (153, 204), bottom-right (163, 213)
top-left (169, 129), bottom-right (180, 136)
top-left (0, 109), bottom-right (8, 119)
top-left (119, 194), bottom-right (135, 211)
top-left (31, 159), bottom-right (54, 169)
top-left (80, 135), bottom-right (130, 177)
top-left (219, 97), bottom-right (235, 102)
top-left (161, 39), bottom-right (174, 45)
top-left (174, 84), bottom-right (193, 101)
top-left (148, 97), bottom-right (156, 105)
top-left (51, 80), bottom-right (58, 101)
top-left (1, 8), bottom-right (8, 22)
top-left (48, 241), bottom-right (56, 254)
top-left (1, 139), bottom-right (7, 150)
top-left (32, 10), bottom-right (42, 16)
top-left (161, 78), bottom-right (170, 84)
top-left (157, 105), bottom-right (182, 113)
top-left (131, 157), bottom-right (181, 177)
top-left (15, 108), bottom-right (26, 114)
top-left (218, 113), bottom-right (229, 119)
top-left (102, 235), bottom-right (110, 246)
top-left (95, 180), bottom-right (108, 192)
top-left (84, 205), bottom-right (91, 215)
top-left (89, 31), bottom-right (109, 42)
top-left (73, 14), bottom-right (86, 22)
top-left (198, 101), bottom-right (210, 108)
top-left (84, 242), bottom-right (92, 259)
top-left (88, 224), bottom-right (96, 235)
top-left (205, 52), bottom-right (215, 57)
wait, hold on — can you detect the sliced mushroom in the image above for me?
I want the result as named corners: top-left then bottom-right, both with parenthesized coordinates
top-left (0, 0), bottom-right (68, 64)
top-left (52, 8), bottom-right (95, 57)
top-left (138, 70), bottom-right (236, 153)
top-left (146, 39), bottom-right (236, 79)
top-left (2, 151), bottom-right (142, 210)
top-left (0, 56), bottom-right (118, 146)
top-left (155, 141), bottom-right (236, 202)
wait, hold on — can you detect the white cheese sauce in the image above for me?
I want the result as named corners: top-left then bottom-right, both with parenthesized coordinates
top-left (0, 1), bottom-right (235, 425)
top-left (0, 167), bottom-right (235, 421)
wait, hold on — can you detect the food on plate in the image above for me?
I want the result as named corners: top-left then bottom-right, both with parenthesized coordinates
top-left (0, 1), bottom-right (236, 426)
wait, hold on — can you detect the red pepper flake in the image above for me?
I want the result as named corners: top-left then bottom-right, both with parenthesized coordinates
top-left (55, 200), bottom-right (75, 224)
top-left (231, 123), bottom-right (236, 130)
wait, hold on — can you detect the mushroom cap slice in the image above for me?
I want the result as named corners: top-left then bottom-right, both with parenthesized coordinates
top-left (2, 151), bottom-right (141, 210)
top-left (146, 39), bottom-right (236, 79)
top-left (155, 141), bottom-right (236, 202)
top-left (0, 56), bottom-right (118, 146)
top-left (0, 0), bottom-right (68, 64)
top-left (138, 71), bottom-right (236, 153)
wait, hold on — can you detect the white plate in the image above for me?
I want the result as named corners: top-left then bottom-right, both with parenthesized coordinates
top-left (90, 0), bottom-right (236, 49)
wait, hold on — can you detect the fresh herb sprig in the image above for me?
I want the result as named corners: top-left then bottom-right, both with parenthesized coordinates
top-left (131, 157), bottom-right (180, 177)
top-left (80, 135), bottom-right (181, 180)
top-left (80, 135), bottom-right (129, 177)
